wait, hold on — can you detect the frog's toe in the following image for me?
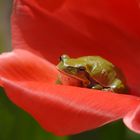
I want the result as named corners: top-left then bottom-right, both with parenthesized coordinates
top-left (102, 87), bottom-right (114, 92)
top-left (91, 84), bottom-right (103, 90)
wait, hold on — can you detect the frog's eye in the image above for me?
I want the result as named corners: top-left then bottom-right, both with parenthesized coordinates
top-left (60, 54), bottom-right (70, 62)
top-left (78, 66), bottom-right (86, 71)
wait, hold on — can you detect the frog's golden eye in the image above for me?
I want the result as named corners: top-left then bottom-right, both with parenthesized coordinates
top-left (78, 66), bottom-right (86, 71)
top-left (60, 54), bottom-right (70, 62)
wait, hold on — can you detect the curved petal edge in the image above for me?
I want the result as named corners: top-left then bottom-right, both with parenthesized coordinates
top-left (1, 78), bottom-right (140, 135)
top-left (124, 105), bottom-right (140, 134)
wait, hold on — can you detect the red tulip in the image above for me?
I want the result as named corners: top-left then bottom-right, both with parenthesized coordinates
top-left (0, 0), bottom-right (140, 135)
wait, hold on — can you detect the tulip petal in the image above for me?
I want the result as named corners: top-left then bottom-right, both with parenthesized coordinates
top-left (12, 0), bottom-right (140, 96)
top-left (0, 49), bottom-right (58, 85)
top-left (124, 105), bottom-right (140, 134)
top-left (12, 0), bottom-right (140, 63)
top-left (66, 0), bottom-right (140, 38)
top-left (1, 78), bottom-right (140, 135)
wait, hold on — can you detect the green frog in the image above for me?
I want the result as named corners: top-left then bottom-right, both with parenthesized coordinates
top-left (57, 55), bottom-right (127, 93)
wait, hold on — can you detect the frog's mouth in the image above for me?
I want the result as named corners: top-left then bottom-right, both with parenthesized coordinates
top-left (57, 66), bottom-right (85, 80)
top-left (57, 66), bottom-right (84, 81)
top-left (63, 66), bottom-right (78, 75)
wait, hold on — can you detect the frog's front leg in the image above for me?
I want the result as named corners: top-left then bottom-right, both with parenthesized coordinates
top-left (56, 77), bottom-right (62, 85)
top-left (104, 78), bottom-right (126, 93)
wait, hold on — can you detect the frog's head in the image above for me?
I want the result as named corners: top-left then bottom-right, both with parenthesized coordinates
top-left (57, 54), bottom-right (86, 78)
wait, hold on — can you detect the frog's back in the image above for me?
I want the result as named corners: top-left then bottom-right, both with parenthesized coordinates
top-left (78, 56), bottom-right (112, 65)
top-left (78, 56), bottom-right (118, 86)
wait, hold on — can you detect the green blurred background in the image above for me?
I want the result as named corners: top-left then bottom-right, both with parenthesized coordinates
top-left (0, 1), bottom-right (140, 140)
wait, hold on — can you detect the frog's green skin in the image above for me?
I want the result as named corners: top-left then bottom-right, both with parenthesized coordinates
top-left (57, 55), bottom-right (126, 93)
